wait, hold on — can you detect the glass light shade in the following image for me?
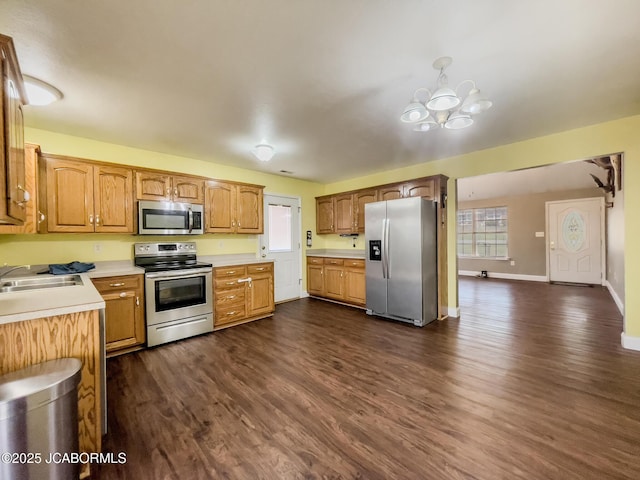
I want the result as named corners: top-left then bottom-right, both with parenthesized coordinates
top-left (445, 113), bottom-right (473, 129)
top-left (426, 87), bottom-right (460, 111)
top-left (413, 120), bottom-right (438, 132)
top-left (252, 144), bottom-right (275, 162)
top-left (400, 102), bottom-right (428, 123)
top-left (460, 88), bottom-right (492, 114)
top-left (23, 75), bottom-right (62, 106)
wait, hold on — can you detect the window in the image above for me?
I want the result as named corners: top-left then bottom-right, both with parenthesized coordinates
top-left (267, 204), bottom-right (292, 252)
top-left (457, 207), bottom-right (508, 258)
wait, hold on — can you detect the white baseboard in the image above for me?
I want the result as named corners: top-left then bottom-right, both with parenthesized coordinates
top-left (621, 332), bottom-right (640, 351)
top-left (605, 281), bottom-right (624, 315)
top-left (459, 270), bottom-right (547, 282)
top-left (447, 306), bottom-right (460, 318)
top-left (300, 291), bottom-right (310, 298)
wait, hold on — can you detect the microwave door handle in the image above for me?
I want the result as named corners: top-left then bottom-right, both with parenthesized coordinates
top-left (188, 207), bottom-right (193, 233)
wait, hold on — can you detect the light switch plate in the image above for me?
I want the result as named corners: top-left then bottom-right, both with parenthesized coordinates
top-left (535, 231), bottom-right (545, 237)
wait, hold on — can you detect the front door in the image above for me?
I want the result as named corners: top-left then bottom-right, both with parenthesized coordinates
top-left (260, 195), bottom-right (301, 302)
top-left (546, 197), bottom-right (604, 285)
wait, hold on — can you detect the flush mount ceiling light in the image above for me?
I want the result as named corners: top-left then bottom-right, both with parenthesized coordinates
top-left (23, 75), bottom-right (63, 106)
top-left (252, 143), bottom-right (275, 162)
top-left (401, 57), bottom-right (492, 131)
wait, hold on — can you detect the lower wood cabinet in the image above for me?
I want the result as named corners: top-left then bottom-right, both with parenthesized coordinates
top-left (91, 274), bottom-right (145, 356)
top-left (306, 256), bottom-right (365, 307)
top-left (213, 262), bottom-right (274, 330)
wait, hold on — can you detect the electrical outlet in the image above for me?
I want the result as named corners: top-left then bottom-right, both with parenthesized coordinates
top-left (510, 260), bottom-right (515, 266)
top-left (94, 243), bottom-right (102, 253)
top-left (218, 241), bottom-right (224, 249)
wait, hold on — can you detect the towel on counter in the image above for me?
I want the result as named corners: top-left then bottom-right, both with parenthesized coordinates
top-left (46, 261), bottom-right (96, 275)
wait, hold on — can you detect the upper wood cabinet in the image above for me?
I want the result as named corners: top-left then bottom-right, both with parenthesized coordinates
top-left (205, 180), bottom-right (264, 234)
top-left (0, 34), bottom-right (27, 226)
top-left (135, 170), bottom-right (204, 203)
top-left (334, 193), bottom-right (354, 234)
top-left (378, 184), bottom-right (403, 202)
top-left (316, 176), bottom-right (443, 234)
top-left (353, 188), bottom-right (378, 233)
top-left (316, 196), bottom-right (335, 234)
top-left (40, 155), bottom-right (134, 233)
top-left (0, 143), bottom-right (39, 234)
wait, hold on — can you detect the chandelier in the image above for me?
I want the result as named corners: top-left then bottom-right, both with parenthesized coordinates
top-left (400, 57), bottom-right (492, 131)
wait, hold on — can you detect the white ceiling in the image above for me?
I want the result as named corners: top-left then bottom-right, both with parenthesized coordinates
top-left (1, 1), bottom-right (639, 183)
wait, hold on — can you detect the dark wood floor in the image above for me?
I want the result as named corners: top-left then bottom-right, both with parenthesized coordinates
top-left (94, 278), bottom-right (640, 480)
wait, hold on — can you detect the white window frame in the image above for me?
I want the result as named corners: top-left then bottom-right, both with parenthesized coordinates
top-left (457, 206), bottom-right (509, 259)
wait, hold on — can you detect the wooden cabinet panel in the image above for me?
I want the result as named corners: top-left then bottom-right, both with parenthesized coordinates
top-left (404, 179), bottom-right (434, 199)
top-left (354, 189), bottom-right (378, 233)
top-left (316, 196), bottom-right (334, 234)
top-left (92, 275), bottom-right (145, 356)
top-left (237, 184), bottom-right (263, 233)
top-left (42, 156), bottom-right (134, 233)
top-left (324, 264), bottom-right (345, 300)
top-left (213, 263), bottom-right (274, 329)
top-left (136, 171), bottom-right (204, 203)
top-left (324, 258), bottom-right (344, 266)
top-left (334, 193), bottom-right (354, 234)
top-left (378, 184), bottom-right (403, 201)
top-left (0, 34), bottom-right (27, 226)
top-left (307, 256), bottom-right (323, 265)
top-left (205, 181), bottom-right (264, 234)
top-left (45, 158), bottom-right (94, 232)
top-left (135, 171), bottom-right (172, 201)
top-left (249, 274), bottom-right (274, 317)
top-left (0, 143), bottom-right (39, 234)
top-left (307, 264), bottom-right (324, 296)
top-left (205, 180), bottom-right (235, 232)
top-left (345, 266), bottom-right (366, 306)
top-left (94, 165), bottom-right (134, 233)
top-left (172, 174), bottom-right (204, 203)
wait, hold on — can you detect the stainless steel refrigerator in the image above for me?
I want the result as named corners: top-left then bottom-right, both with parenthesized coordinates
top-left (365, 197), bottom-right (437, 326)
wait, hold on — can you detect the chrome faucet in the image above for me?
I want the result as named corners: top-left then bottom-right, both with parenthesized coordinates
top-left (0, 264), bottom-right (31, 282)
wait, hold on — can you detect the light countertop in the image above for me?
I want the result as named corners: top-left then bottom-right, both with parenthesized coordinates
top-left (306, 249), bottom-right (365, 259)
top-left (200, 254), bottom-right (274, 267)
top-left (0, 273), bottom-right (105, 325)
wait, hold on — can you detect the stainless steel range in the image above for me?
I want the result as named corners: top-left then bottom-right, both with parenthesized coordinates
top-left (134, 242), bottom-right (213, 347)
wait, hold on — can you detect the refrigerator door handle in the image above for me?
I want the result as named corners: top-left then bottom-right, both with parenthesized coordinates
top-left (382, 218), bottom-right (390, 279)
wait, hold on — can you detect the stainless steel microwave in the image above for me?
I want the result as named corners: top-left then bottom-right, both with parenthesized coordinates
top-left (138, 201), bottom-right (204, 235)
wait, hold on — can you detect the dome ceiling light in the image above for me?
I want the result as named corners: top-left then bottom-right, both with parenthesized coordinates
top-left (23, 75), bottom-right (63, 106)
top-left (252, 143), bottom-right (275, 162)
top-left (400, 57), bottom-right (492, 131)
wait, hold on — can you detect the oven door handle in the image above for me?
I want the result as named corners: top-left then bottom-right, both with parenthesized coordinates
top-left (146, 268), bottom-right (212, 279)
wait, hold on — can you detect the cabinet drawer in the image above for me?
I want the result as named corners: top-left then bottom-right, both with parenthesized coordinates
top-left (214, 277), bottom-right (248, 290)
top-left (214, 266), bottom-right (247, 278)
top-left (324, 258), bottom-right (344, 266)
top-left (247, 263), bottom-right (273, 275)
top-left (92, 275), bottom-right (142, 293)
top-left (215, 287), bottom-right (245, 306)
top-left (344, 259), bottom-right (365, 268)
top-left (215, 304), bottom-right (247, 325)
top-left (307, 256), bottom-right (323, 265)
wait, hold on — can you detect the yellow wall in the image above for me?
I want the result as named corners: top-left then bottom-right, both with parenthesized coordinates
top-left (2, 116), bottom-right (638, 337)
top-left (320, 115), bottom-right (639, 336)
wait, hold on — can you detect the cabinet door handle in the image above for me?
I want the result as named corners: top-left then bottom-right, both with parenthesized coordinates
top-left (226, 271), bottom-right (236, 274)
top-left (89, 214), bottom-right (94, 224)
top-left (255, 267), bottom-right (265, 271)
top-left (95, 215), bottom-right (100, 225)
top-left (226, 311), bottom-right (237, 316)
top-left (109, 282), bottom-right (125, 287)
top-left (166, 187), bottom-right (171, 197)
top-left (227, 295), bottom-right (236, 299)
top-left (38, 211), bottom-right (45, 224)
top-left (119, 292), bottom-right (127, 298)
top-left (174, 188), bottom-right (178, 197)
top-left (232, 220), bottom-right (236, 227)
top-left (136, 296), bottom-right (140, 306)
top-left (226, 281), bottom-right (236, 286)
top-left (238, 221), bottom-right (241, 228)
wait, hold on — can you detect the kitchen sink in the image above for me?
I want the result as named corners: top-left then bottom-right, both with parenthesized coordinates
top-left (0, 274), bottom-right (83, 293)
